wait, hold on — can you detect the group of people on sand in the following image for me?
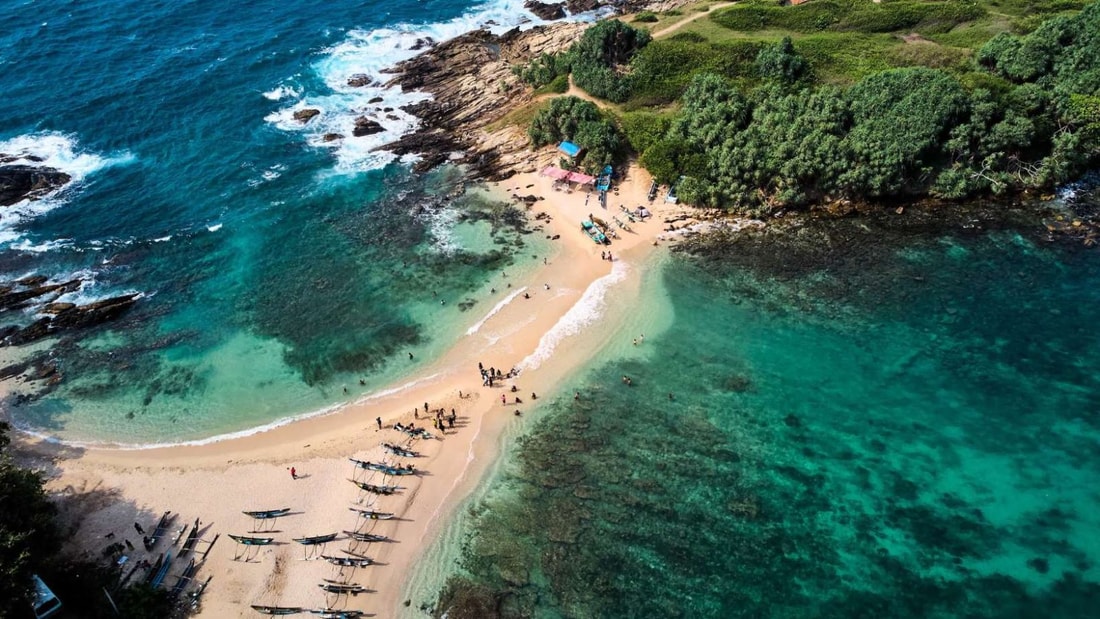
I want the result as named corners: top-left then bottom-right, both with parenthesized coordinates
top-left (600, 250), bottom-right (613, 261)
top-left (479, 362), bottom-right (517, 387)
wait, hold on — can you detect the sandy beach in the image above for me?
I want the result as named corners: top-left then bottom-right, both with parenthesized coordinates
top-left (10, 158), bottom-right (695, 616)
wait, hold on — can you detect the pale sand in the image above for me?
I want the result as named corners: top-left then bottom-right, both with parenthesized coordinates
top-left (10, 160), bottom-right (686, 616)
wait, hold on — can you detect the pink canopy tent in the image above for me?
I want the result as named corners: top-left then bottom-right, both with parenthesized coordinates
top-left (541, 166), bottom-right (595, 185)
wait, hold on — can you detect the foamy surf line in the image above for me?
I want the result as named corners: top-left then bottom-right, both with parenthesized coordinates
top-left (12, 372), bottom-right (443, 451)
top-left (467, 287), bottom-right (527, 335)
top-left (518, 261), bottom-right (628, 371)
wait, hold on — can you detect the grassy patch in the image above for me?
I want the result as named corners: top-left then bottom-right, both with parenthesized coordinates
top-left (484, 100), bottom-right (550, 134)
top-left (627, 38), bottom-right (766, 105)
top-left (710, 0), bottom-right (988, 35)
top-left (533, 74), bottom-right (570, 95)
top-left (795, 33), bottom-right (902, 84)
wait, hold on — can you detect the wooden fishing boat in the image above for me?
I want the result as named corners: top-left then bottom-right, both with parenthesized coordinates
top-left (229, 534), bottom-right (275, 546)
top-left (348, 507), bottom-right (394, 520)
top-left (321, 554), bottom-right (373, 567)
top-left (381, 442), bottom-right (418, 457)
top-left (348, 458), bottom-right (416, 476)
top-left (243, 508), bottom-right (290, 519)
top-left (318, 582), bottom-right (365, 595)
top-left (251, 605), bottom-right (304, 615)
top-left (393, 423), bottom-right (433, 439)
top-left (309, 610), bottom-right (365, 618)
top-left (347, 479), bottom-right (399, 494)
top-left (292, 533), bottom-right (337, 545)
top-left (144, 553), bottom-right (164, 584)
top-left (343, 530), bottom-right (389, 543)
top-left (180, 518), bottom-right (201, 555)
top-left (151, 550), bottom-right (173, 588)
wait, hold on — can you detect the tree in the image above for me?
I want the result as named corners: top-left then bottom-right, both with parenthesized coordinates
top-left (0, 422), bottom-right (61, 618)
top-left (754, 37), bottom-right (809, 85)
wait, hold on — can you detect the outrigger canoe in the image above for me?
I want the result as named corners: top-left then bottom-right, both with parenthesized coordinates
top-left (321, 554), bottom-right (374, 567)
top-left (381, 442), bottom-right (418, 457)
top-left (243, 508), bottom-right (290, 519)
top-left (348, 458), bottom-right (416, 476)
top-left (318, 581), bottom-right (365, 595)
top-left (309, 610), bottom-right (365, 618)
top-left (343, 530), bottom-right (389, 543)
top-left (292, 533), bottom-right (337, 545)
top-left (229, 534), bottom-right (275, 546)
top-left (347, 479), bottom-right (399, 494)
top-left (251, 605), bottom-right (304, 615)
top-left (348, 507), bottom-right (394, 520)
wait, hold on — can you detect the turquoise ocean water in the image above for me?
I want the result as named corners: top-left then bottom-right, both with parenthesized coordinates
top-left (423, 217), bottom-right (1100, 617)
top-left (0, 0), bottom-right (572, 444)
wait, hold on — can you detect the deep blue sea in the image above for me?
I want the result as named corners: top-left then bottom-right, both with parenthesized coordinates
top-left (0, 0), bottom-right (568, 443)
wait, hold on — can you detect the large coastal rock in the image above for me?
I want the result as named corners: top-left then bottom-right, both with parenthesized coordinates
top-left (353, 117), bottom-right (385, 137)
top-left (378, 23), bottom-right (589, 178)
top-left (1, 293), bottom-right (139, 347)
top-left (293, 108), bottom-right (321, 123)
top-left (525, 1), bottom-right (567, 20)
top-left (0, 279), bottom-right (82, 311)
top-left (0, 164), bottom-right (72, 206)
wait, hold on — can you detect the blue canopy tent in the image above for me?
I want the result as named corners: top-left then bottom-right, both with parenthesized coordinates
top-left (558, 141), bottom-right (583, 158)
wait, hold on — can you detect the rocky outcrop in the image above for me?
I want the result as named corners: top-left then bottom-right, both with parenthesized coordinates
top-left (1, 294), bottom-right (139, 347)
top-left (377, 22), bottom-right (589, 178)
top-left (293, 108), bottom-right (321, 123)
top-left (0, 164), bottom-right (72, 206)
top-left (0, 279), bottom-right (82, 311)
top-left (347, 74), bottom-right (373, 87)
top-left (353, 117), bottom-right (385, 137)
top-left (323, 133), bottom-right (345, 142)
top-left (566, 0), bottom-right (600, 13)
top-left (525, 1), bottom-right (566, 20)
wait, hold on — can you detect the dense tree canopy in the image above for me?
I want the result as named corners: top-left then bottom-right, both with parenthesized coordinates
top-left (0, 422), bottom-right (59, 617)
top-left (529, 97), bottom-right (627, 175)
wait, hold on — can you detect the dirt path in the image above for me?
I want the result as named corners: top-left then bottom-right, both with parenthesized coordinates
top-left (652, 2), bottom-right (736, 39)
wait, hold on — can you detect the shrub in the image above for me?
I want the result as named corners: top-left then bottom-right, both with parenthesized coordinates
top-left (634, 11), bottom-right (659, 23)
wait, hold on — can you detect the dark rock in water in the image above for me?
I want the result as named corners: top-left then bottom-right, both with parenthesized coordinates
top-left (566, 0), bottom-right (600, 12)
top-left (0, 165), bottom-right (72, 207)
top-left (353, 117), bottom-right (385, 137)
top-left (783, 413), bottom-right (802, 428)
top-left (42, 302), bottom-right (76, 314)
top-left (525, 1), bottom-right (566, 20)
top-left (293, 108), bottom-right (321, 123)
top-left (322, 133), bottom-right (344, 142)
top-left (347, 74), bottom-right (372, 88)
top-left (410, 37), bottom-right (436, 51)
top-left (383, 107), bottom-right (393, 112)
top-left (2, 294), bottom-right (139, 346)
top-left (368, 96), bottom-right (384, 104)
top-left (0, 279), bottom-right (82, 311)
top-left (16, 275), bottom-right (48, 287)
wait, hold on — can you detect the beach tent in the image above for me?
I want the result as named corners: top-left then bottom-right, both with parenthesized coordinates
top-left (558, 141), bottom-right (583, 158)
top-left (540, 166), bottom-right (595, 185)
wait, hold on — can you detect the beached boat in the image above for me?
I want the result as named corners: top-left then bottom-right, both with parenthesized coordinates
top-left (581, 220), bottom-right (609, 245)
top-left (348, 507), bottom-right (394, 520)
top-left (348, 458), bottom-right (416, 476)
top-left (381, 442), bottom-right (418, 457)
top-left (347, 479), bottom-right (399, 494)
top-left (309, 610), bottom-right (365, 619)
top-left (243, 508), bottom-right (290, 519)
top-left (393, 423), bottom-right (433, 439)
top-left (229, 534), bottom-right (275, 546)
top-left (321, 554), bottom-right (373, 567)
top-left (292, 533), bottom-right (337, 545)
top-left (318, 582), bottom-right (365, 595)
top-left (251, 605), bottom-right (304, 615)
top-left (343, 530), bottom-right (389, 543)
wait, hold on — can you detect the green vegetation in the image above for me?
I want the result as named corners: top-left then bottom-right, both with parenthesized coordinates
top-left (634, 10), bottom-right (659, 23)
top-left (710, 0), bottom-right (988, 35)
top-left (514, 2), bottom-right (1099, 212)
top-left (529, 97), bottom-right (627, 174)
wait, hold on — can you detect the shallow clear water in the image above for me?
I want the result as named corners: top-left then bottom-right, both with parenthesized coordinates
top-left (426, 225), bottom-right (1100, 618)
top-left (0, 0), bottom-right (566, 443)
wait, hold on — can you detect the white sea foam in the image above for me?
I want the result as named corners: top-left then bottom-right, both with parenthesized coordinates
top-left (518, 261), bottom-right (628, 371)
top-left (207, 223), bottom-right (223, 232)
top-left (467, 287), bottom-right (527, 335)
top-left (0, 132), bottom-right (134, 245)
top-left (13, 372), bottom-right (443, 450)
top-left (263, 84), bottom-right (302, 101)
top-left (266, 0), bottom-right (605, 173)
top-left (152, 235), bottom-right (172, 243)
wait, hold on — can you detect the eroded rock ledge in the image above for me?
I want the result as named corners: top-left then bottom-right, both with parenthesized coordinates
top-left (375, 1), bottom-right (694, 181)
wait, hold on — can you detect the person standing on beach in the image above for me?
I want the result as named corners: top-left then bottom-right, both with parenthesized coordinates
top-left (376, 417), bottom-right (382, 430)
top-left (501, 394), bottom-right (506, 405)
top-left (290, 467), bottom-right (297, 480)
